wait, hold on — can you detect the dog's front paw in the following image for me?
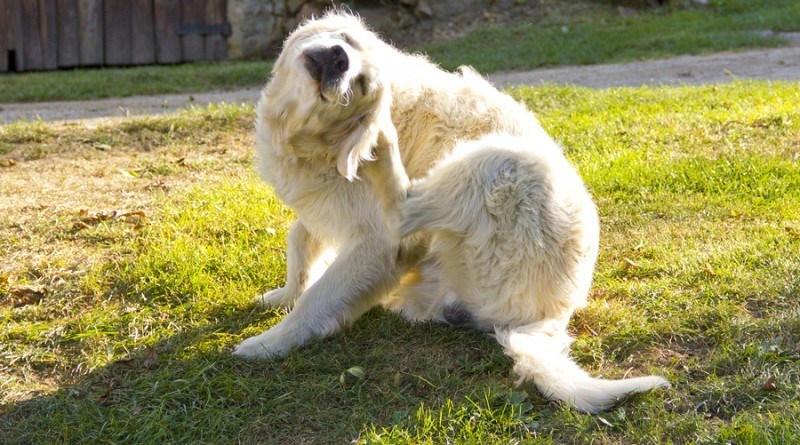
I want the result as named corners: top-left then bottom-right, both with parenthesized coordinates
top-left (255, 287), bottom-right (296, 309)
top-left (232, 329), bottom-right (293, 359)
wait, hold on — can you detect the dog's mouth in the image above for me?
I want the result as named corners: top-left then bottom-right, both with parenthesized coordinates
top-left (304, 45), bottom-right (351, 101)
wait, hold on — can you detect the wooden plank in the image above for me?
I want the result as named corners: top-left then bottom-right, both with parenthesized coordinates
top-left (0, 0), bottom-right (8, 72)
top-left (154, 0), bottom-right (181, 64)
top-left (56, 0), bottom-right (80, 67)
top-left (5, 0), bottom-right (25, 71)
top-left (78, 0), bottom-right (103, 65)
top-left (131, 0), bottom-right (156, 64)
top-left (39, 0), bottom-right (58, 70)
top-left (104, 0), bottom-right (132, 65)
top-left (20, 0), bottom-right (44, 70)
top-left (180, 0), bottom-right (205, 62)
top-left (204, 0), bottom-right (227, 61)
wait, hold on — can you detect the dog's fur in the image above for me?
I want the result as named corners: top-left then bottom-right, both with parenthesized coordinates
top-left (233, 11), bottom-right (669, 413)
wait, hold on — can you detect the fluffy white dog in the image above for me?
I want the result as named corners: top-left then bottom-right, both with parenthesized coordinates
top-left (233, 11), bottom-right (669, 413)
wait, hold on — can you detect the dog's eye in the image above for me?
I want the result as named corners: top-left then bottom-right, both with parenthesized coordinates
top-left (341, 33), bottom-right (358, 48)
top-left (356, 75), bottom-right (368, 96)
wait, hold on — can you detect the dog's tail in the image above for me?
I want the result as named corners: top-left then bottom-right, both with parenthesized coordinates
top-left (495, 324), bottom-right (669, 413)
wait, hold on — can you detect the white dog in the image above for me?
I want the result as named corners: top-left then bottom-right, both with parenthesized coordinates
top-left (233, 11), bottom-right (669, 413)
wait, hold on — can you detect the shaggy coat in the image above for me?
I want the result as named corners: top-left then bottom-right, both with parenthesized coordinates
top-left (233, 11), bottom-right (668, 413)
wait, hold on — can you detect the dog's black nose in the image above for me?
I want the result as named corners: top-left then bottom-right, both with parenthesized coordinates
top-left (304, 45), bottom-right (349, 84)
top-left (329, 45), bottom-right (349, 74)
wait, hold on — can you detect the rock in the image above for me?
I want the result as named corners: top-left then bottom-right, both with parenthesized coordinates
top-left (287, 0), bottom-right (306, 14)
top-left (227, 0), bottom-right (287, 59)
top-left (296, 3), bottom-right (319, 23)
top-left (415, 0), bottom-right (433, 18)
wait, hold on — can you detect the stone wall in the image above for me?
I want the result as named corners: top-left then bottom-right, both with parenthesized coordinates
top-left (227, 0), bottom-right (290, 60)
top-left (226, 0), bottom-right (481, 60)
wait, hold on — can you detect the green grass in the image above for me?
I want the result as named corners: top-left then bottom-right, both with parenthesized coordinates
top-left (2, 81), bottom-right (800, 443)
top-left (1, 0), bottom-right (799, 103)
top-left (0, 61), bottom-right (271, 103)
top-left (424, 0), bottom-right (800, 72)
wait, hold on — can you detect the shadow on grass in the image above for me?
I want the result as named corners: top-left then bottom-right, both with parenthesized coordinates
top-left (1, 301), bottom-right (539, 444)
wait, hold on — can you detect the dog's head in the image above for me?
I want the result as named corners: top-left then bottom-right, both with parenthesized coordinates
top-left (262, 11), bottom-right (393, 180)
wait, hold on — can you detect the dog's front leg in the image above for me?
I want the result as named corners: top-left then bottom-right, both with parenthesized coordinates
top-left (256, 221), bottom-right (328, 309)
top-left (233, 236), bottom-right (402, 358)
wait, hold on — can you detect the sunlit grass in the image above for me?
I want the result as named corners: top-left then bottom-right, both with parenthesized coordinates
top-left (1, 81), bottom-right (799, 443)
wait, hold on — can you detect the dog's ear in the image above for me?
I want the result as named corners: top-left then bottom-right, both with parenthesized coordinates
top-left (336, 119), bottom-right (378, 181)
top-left (336, 95), bottom-right (394, 181)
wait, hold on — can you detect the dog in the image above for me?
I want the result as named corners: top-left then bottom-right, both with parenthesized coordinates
top-left (233, 11), bottom-right (669, 413)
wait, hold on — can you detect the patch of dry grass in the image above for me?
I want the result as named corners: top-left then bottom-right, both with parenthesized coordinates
top-left (0, 105), bottom-right (254, 400)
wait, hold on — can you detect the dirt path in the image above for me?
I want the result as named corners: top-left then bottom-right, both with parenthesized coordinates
top-left (1, 44), bottom-right (799, 124)
top-left (491, 45), bottom-right (800, 88)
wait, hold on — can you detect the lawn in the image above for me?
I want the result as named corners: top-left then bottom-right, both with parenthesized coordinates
top-left (424, 0), bottom-right (800, 72)
top-left (0, 61), bottom-right (271, 103)
top-left (0, 0), bottom-right (798, 103)
top-left (1, 81), bottom-right (798, 444)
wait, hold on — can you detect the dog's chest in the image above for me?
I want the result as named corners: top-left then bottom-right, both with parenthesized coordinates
top-left (273, 161), bottom-right (377, 241)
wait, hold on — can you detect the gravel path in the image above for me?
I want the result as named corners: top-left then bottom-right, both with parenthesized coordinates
top-left (1, 44), bottom-right (799, 125)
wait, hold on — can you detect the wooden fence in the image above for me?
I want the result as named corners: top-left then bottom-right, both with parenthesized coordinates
top-left (0, 0), bottom-right (229, 73)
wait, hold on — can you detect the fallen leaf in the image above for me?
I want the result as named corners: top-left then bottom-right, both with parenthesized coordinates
top-left (340, 366), bottom-right (366, 387)
top-left (0, 159), bottom-right (17, 167)
top-left (67, 388), bottom-right (85, 399)
top-left (112, 357), bottom-right (137, 368)
top-left (596, 415), bottom-right (614, 427)
top-left (761, 375), bottom-right (777, 391)
top-left (118, 169), bottom-right (139, 178)
top-left (11, 287), bottom-right (46, 308)
top-left (73, 209), bottom-right (145, 231)
top-left (90, 211), bottom-right (116, 222)
top-left (119, 211), bottom-right (146, 219)
top-left (142, 347), bottom-right (158, 369)
top-left (144, 180), bottom-right (169, 191)
top-left (622, 257), bottom-right (640, 270)
top-left (96, 390), bottom-right (118, 406)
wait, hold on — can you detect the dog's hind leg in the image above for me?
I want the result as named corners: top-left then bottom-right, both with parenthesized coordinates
top-left (383, 256), bottom-right (442, 321)
top-left (384, 255), bottom-right (479, 329)
top-left (362, 125), bottom-right (410, 237)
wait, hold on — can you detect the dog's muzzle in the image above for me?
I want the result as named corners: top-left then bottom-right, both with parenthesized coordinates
top-left (304, 45), bottom-right (349, 88)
